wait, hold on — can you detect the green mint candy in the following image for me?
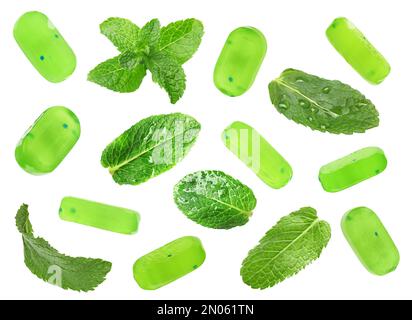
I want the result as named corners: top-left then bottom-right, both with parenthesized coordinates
top-left (326, 17), bottom-right (390, 84)
top-left (133, 236), bottom-right (206, 290)
top-left (59, 197), bottom-right (140, 235)
top-left (15, 106), bottom-right (80, 175)
top-left (214, 27), bottom-right (267, 97)
top-left (342, 207), bottom-right (400, 276)
top-left (319, 147), bottom-right (387, 193)
top-left (14, 11), bottom-right (76, 83)
top-left (222, 121), bottom-right (292, 189)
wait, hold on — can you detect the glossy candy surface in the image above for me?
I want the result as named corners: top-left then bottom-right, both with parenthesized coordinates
top-left (319, 147), bottom-right (387, 193)
top-left (133, 236), bottom-right (206, 290)
top-left (326, 17), bottom-right (390, 84)
top-left (342, 207), bottom-right (400, 276)
top-left (14, 11), bottom-right (76, 83)
top-left (59, 197), bottom-right (140, 235)
top-left (15, 106), bottom-right (81, 175)
top-left (222, 121), bottom-right (292, 189)
top-left (214, 27), bottom-right (267, 97)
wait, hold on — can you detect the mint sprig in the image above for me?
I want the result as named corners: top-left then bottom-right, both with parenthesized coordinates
top-left (88, 17), bottom-right (204, 104)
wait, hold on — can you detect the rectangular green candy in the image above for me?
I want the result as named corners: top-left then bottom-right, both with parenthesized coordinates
top-left (326, 17), bottom-right (390, 84)
top-left (133, 236), bottom-right (206, 290)
top-left (222, 121), bottom-right (292, 189)
top-left (214, 27), bottom-right (267, 97)
top-left (15, 106), bottom-right (81, 175)
top-left (342, 207), bottom-right (399, 276)
top-left (14, 11), bottom-right (76, 83)
top-left (59, 197), bottom-right (140, 235)
top-left (319, 147), bottom-right (387, 193)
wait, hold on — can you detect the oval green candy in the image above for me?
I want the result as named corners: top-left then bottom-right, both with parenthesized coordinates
top-left (14, 11), bottom-right (76, 83)
top-left (214, 27), bottom-right (267, 97)
top-left (326, 17), bottom-right (390, 85)
top-left (133, 236), bottom-right (206, 290)
top-left (342, 207), bottom-right (400, 276)
top-left (222, 121), bottom-right (292, 189)
top-left (59, 197), bottom-right (140, 235)
top-left (319, 147), bottom-right (387, 193)
top-left (15, 106), bottom-right (81, 175)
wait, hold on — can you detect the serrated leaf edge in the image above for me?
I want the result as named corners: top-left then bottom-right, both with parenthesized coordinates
top-left (241, 208), bottom-right (331, 289)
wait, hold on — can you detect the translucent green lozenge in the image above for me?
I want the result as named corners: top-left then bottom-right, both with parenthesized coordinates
top-left (222, 121), bottom-right (292, 189)
top-left (342, 207), bottom-right (399, 276)
top-left (319, 147), bottom-right (387, 193)
top-left (59, 197), bottom-right (140, 235)
top-left (326, 17), bottom-right (390, 84)
top-left (14, 11), bottom-right (76, 83)
top-left (133, 236), bottom-right (206, 290)
top-left (214, 27), bottom-right (267, 97)
top-left (15, 106), bottom-right (81, 175)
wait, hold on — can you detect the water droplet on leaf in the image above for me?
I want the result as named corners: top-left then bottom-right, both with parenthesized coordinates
top-left (299, 100), bottom-right (308, 108)
top-left (322, 87), bottom-right (331, 94)
top-left (279, 101), bottom-right (289, 110)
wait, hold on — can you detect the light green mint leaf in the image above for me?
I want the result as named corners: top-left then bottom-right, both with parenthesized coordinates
top-left (158, 19), bottom-right (204, 64)
top-left (16, 205), bottom-right (112, 292)
top-left (146, 52), bottom-right (186, 104)
top-left (119, 52), bottom-right (143, 70)
top-left (88, 54), bottom-right (146, 93)
top-left (241, 207), bottom-right (331, 289)
top-left (137, 19), bottom-right (161, 52)
top-left (100, 17), bottom-right (140, 52)
top-left (174, 171), bottom-right (257, 229)
top-left (269, 69), bottom-right (379, 135)
top-left (101, 113), bottom-right (201, 185)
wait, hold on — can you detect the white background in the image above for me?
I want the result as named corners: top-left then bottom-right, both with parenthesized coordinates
top-left (0, 0), bottom-right (410, 300)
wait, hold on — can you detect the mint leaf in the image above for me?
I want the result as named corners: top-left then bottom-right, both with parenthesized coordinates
top-left (16, 205), bottom-right (112, 292)
top-left (269, 69), bottom-right (379, 134)
top-left (100, 17), bottom-right (140, 52)
top-left (159, 19), bottom-right (204, 64)
top-left (241, 207), bottom-right (331, 289)
top-left (174, 171), bottom-right (257, 229)
top-left (146, 52), bottom-right (186, 104)
top-left (137, 19), bottom-right (161, 52)
top-left (88, 54), bottom-right (146, 93)
top-left (16, 204), bottom-right (33, 235)
top-left (119, 52), bottom-right (142, 70)
top-left (101, 113), bottom-right (201, 185)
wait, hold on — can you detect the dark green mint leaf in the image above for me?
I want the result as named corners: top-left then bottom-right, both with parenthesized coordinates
top-left (16, 205), bottom-right (112, 292)
top-left (101, 113), bottom-right (201, 185)
top-left (174, 171), bottom-right (257, 229)
top-left (269, 69), bottom-right (379, 134)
